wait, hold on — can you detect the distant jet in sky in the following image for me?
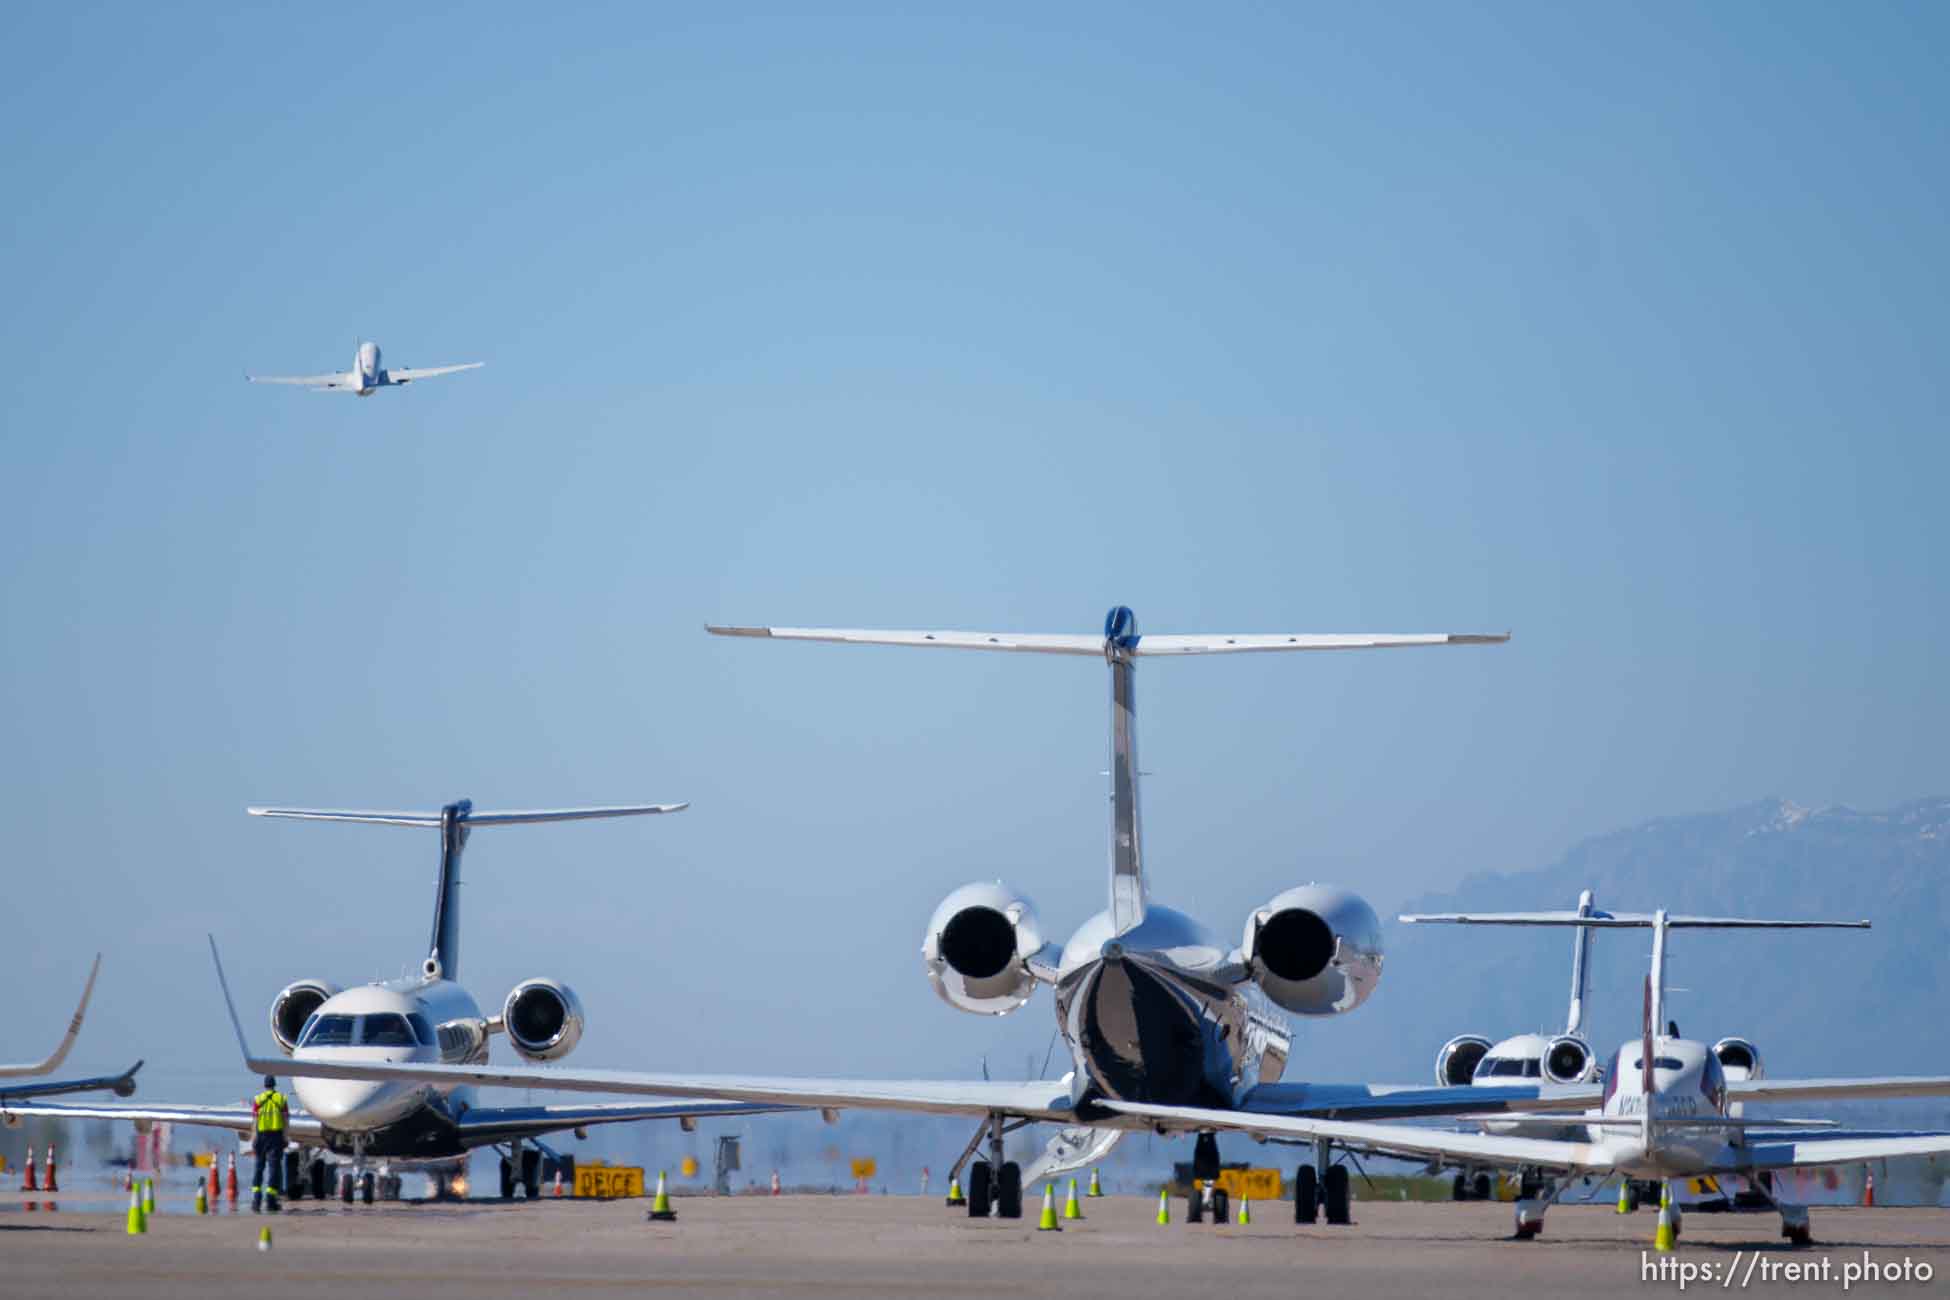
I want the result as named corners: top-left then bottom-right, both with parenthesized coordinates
top-left (247, 341), bottom-right (481, 395)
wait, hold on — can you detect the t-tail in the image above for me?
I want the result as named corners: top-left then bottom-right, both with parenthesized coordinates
top-left (247, 799), bottom-right (689, 981)
top-left (709, 605), bottom-right (1507, 938)
top-left (1565, 888), bottom-right (1597, 1037)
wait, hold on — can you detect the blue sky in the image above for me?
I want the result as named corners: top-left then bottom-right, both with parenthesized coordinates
top-left (3, 3), bottom-right (1946, 1097)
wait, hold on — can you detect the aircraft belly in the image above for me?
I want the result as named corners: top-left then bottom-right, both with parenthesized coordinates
top-left (321, 1098), bottom-right (466, 1160)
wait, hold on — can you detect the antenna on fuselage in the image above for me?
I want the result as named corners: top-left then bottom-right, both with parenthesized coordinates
top-left (706, 607), bottom-right (1508, 940)
top-left (246, 798), bottom-right (691, 982)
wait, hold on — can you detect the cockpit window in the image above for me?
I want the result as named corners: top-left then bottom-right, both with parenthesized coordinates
top-left (301, 1015), bottom-right (356, 1047)
top-left (358, 1013), bottom-right (417, 1047)
top-left (406, 1013), bottom-right (435, 1046)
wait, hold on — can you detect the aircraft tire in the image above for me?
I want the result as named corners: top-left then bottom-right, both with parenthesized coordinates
top-left (1324, 1165), bottom-right (1351, 1225)
top-left (966, 1161), bottom-right (992, 1218)
top-left (521, 1149), bottom-right (542, 1199)
top-left (997, 1161), bottom-right (1023, 1220)
top-left (499, 1157), bottom-right (515, 1201)
top-left (1294, 1165), bottom-right (1318, 1223)
top-left (361, 1171), bottom-right (376, 1205)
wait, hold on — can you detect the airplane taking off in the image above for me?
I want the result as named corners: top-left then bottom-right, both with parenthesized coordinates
top-left (245, 606), bottom-right (1579, 1222)
top-left (8, 799), bottom-right (788, 1204)
top-left (1111, 910), bottom-right (1950, 1244)
top-left (1, 955), bottom-right (141, 1105)
top-left (247, 341), bottom-right (481, 395)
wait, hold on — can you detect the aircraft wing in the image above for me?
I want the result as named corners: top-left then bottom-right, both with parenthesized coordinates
top-left (1102, 1100), bottom-right (1613, 1173)
top-left (1743, 1133), bottom-right (1950, 1171)
top-left (1131, 632), bottom-right (1509, 656)
top-left (383, 362), bottom-right (483, 384)
top-left (0, 1099), bottom-right (324, 1144)
top-left (1, 954), bottom-right (102, 1079)
top-left (1728, 1076), bottom-right (1950, 1104)
top-left (1, 1061), bottom-right (141, 1104)
top-left (1240, 1080), bottom-right (1603, 1120)
top-left (246, 372), bottom-right (353, 390)
top-left (454, 1100), bottom-right (801, 1146)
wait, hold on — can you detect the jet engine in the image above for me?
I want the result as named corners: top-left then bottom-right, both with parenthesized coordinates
top-left (502, 979), bottom-right (586, 1062)
top-left (1240, 885), bottom-right (1383, 1016)
top-left (921, 881), bottom-right (1047, 1016)
top-left (1542, 1034), bottom-right (1595, 1084)
top-left (1711, 1036), bottom-right (1764, 1082)
top-left (1435, 1034), bottom-right (1492, 1086)
top-left (269, 979), bottom-right (342, 1055)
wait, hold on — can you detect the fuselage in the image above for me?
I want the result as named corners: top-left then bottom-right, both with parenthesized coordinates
top-left (1054, 903), bottom-right (1291, 1115)
top-left (287, 975), bottom-right (484, 1161)
top-left (352, 341), bottom-right (382, 395)
top-left (1578, 1035), bottom-right (1735, 1177)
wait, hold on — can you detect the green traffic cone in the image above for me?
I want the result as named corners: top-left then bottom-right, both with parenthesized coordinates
top-left (647, 1170), bottom-right (677, 1222)
top-left (1155, 1188), bottom-right (1170, 1226)
top-left (1616, 1180), bottom-right (1631, 1214)
top-left (1062, 1177), bottom-right (1083, 1220)
top-left (1036, 1183), bottom-right (1061, 1231)
top-left (1237, 1195), bottom-right (1251, 1226)
top-left (257, 1225), bottom-right (272, 1252)
top-left (945, 1175), bottom-right (965, 1206)
top-left (1086, 1167), bottom-right (1103, 1197)
top-left (142, 1178), bottom-right (155, 1215)
top-left (125, 1184), bottom-right (146, 1235)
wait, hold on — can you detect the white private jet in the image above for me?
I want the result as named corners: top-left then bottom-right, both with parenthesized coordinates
top-left (1, 955), bottom-right (141, 1106)
top-left (8, 799), bottom-right (792, 1204)
top-left (1114, 909), bottom-right (1950, 1245)
top-left (235, 605), bottom-right (1588, 1223)
top-left (247, 341), bottom-right (481, 395)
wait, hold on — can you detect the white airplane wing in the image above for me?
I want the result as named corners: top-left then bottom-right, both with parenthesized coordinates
top-left (1, 1099), bottom-right (325, 1144)
top-left (1, 954), bottom-right (101, 1078)
top-left (706, 626), bottom-right (1508, 657)
top-left (383, 362), bottom-right (483, 384)
top-left (453, 1100), bottom-right (802, 1145)
top-left (246, 371), bottom-right (353, 390)
top-left (1745, 1133), bottom-right (1950, 1169)
top-left (1104, 1100), bottom-right (1615, 1173)
top-left (1728, 1076), bottom-right (1950, 1104)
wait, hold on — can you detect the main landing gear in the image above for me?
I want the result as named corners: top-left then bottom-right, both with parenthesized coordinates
top-left (499, 1142), bottom-right (543, 1200)
top-left (1294, 1140), bottom-right (1351, 1225)
top-left (954, 1113), bottom-right (1026, 1219)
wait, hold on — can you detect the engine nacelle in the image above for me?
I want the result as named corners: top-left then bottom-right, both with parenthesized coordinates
top-left (1435, 1034), bottom-right (1492, 1086)
top-left (502, 978), bottom-right (586, 1062)
top-left (1240, 885), bottom-right (1383, 1016)
top-left (921, 881), bottom-right (1046, 1016)
top-left (269, 979), bottom-right (342, 1055)
top-left (1712, 1036), bottom-right (1764, 1082)
top-left (1543, 1034), bottom-right (1595, 1084)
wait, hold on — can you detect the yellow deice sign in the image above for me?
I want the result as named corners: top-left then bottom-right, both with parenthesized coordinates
top-left (574, 1165), bottom-right (646, 1199)
top-left (850, 1158), bottom-right (877, 1180)
top-left (1195, 1168), bottom-right (1281, 1200)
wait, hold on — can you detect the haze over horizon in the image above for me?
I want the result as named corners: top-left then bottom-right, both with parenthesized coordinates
top-left (4, 4), bottom-right (1946, 1100)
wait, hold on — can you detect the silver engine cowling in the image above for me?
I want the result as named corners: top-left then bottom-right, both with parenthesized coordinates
top-left (502, 978), bottom-right (586, 1062)
top-left (1435, 1034), bottom-right (1492, 1086)
top-left (921, 881), bottom-right (1045, 1016)
top-left (1712, 1036), bottom-right (1764, 1082)
top-left (269, 979), bottom-right (342, 1055)
top-left (1241, 885), bottom-right (1383, 1016)
top-left (1542, 1034), bottom-right (1595, 1084)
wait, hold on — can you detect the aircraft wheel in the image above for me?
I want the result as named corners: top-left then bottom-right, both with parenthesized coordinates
top-left (340, 1171), bottom-right (354, 1204)
top-left (1452, 1173), bottom-right (1467, 1202)
top-left (311, 1160), bottom-right (330, 1201)
top-left (996, 1161), bottom-right (1023, 1220)
top-left (1293, 1166), bottom-right (1318, 1223)
top-left (1211, 1188), bottom-right (1229, 1225)
top-left (499, 1157), bottom-right (516, 1201)
top-left (966, 1161), bottom-right (992, 1218)
top-left (1188, 1189), bottom-right (1204, 1224)
top-left (1324, 1165), bottom-right (1351, 1225)
top-left (361, 1171), bottom-right (376, 1205)
top-left (521, 1149), bottom-right (542, 1199)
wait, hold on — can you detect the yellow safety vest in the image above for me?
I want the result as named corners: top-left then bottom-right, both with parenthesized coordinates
top-left (254, 1089), bottom-right (288, 1134)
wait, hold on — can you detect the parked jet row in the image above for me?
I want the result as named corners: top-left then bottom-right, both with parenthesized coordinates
top-left (0, 955), bottom-right (140, 1107)
top-left (242, 607), bottom-right (1950, 1236)
top-left (7, 801), bottom-right (792, 1203)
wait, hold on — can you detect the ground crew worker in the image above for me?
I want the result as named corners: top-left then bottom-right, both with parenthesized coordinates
top-left (250, 1074), bottom-right (289, 1212)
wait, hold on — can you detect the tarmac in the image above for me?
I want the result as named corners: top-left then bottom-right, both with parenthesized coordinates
top-left (2, 1190), bottom-right (1946, 1298)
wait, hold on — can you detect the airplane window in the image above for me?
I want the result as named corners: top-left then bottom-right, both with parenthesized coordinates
top-left (407, 1013), bottom-right (435, 1046)
top-left (296, 1013), bottom-right (320, 1045)
top-left (301, 1015), bottom-right (356, 1047)
top-left (1628, 1057), bottom-right (1687, 1072)
top-left (359, 1014), bottom-right (417, 1046)
top-left (1522, 1059), bottom-right (1541, 1078)
top-left (1486, 1058), bottom-right (1527, 1077)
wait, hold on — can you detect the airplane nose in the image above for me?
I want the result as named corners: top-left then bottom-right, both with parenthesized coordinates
top-left (298, 1078), bottom-right (389, 1124)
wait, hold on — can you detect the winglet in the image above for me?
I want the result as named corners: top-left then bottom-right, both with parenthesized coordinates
top-left (0, 953), bottom-right (101, 1079)
top-left (208, 935), bottom-right (266, 1071)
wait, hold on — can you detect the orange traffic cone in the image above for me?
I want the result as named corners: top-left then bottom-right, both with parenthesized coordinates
top-left (22, 1147), bottom-right (36, 1191)
top-left (208, 1157), bottom-right (221, 1206)
top-left (43, 1145), bottom-right (57, 1193)
top-left (225, 1152), bottom-right (239, 1204)
top-left (1863, 1165), bottom-right (1876, 1207)
top-left (552, 1169), bottom-right (564, 1198)
top-left (771, 1170), bottom-right (782, 1196)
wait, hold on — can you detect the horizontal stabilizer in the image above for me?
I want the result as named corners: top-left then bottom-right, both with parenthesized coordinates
top-left (1400, 912), bottom-right (1869, 930)
top-left (708, 625), bottom-right (1508, 658)
top-left (247, 804), bottom-right (688, 827)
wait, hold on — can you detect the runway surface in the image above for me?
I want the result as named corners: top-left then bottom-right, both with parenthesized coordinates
top-left (3, 1192), bottom-right (1946, 1298)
